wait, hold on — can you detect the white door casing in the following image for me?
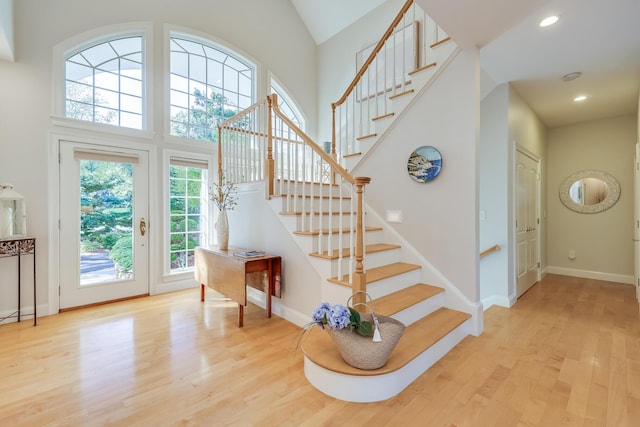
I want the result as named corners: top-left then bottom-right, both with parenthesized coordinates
top-left (516, 148), bottom-right (540, 298)
top-left (59, 141), bottom-right (149, 309)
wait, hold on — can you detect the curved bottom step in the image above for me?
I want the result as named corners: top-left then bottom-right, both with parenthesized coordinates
top-left (303, 317), bottom-right (471, 402)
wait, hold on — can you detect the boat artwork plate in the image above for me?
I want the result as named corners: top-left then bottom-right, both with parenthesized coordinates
top-left (407, 146), bottom-right (442, 183)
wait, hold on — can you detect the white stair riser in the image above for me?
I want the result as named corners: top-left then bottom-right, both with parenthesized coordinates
top-left (363, 269), bottom-right (422, 300)
top-left (358, 248), bottom-right (402, 270)
top-left (275, 182), bottom-right (346, 198)
top-left (293, 213), bottom-right (358, 231)
top-left (391, 292), bottom-right (445, 326)
top-left (303, 229), bottom-right (384, 250)
top-left (304, 318), bottom-right (471, 402)
top-left (279, 197), bottom-right (354, 212)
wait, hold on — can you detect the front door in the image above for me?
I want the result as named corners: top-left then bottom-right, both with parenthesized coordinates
top-left (59, 141), bottom-right (149, 309)
top-left (516, 148), bottom-right (540, 297)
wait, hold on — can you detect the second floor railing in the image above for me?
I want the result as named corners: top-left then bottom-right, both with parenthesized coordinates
top-left (331, 0), bottom-right (451, 162)
top-left (218, 94), bottom-right (371, 301)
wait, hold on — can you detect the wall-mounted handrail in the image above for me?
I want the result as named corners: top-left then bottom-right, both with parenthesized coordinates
top-left (480, 244), bottom-right (501, 259)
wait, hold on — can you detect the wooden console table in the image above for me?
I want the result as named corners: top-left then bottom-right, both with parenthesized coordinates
top-left (0, 237), bottom-right (36, 326)
top-left (195, 246), bottom-right (281, 327)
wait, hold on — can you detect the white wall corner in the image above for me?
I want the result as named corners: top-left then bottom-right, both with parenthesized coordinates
top-left (0, 0), bottom-right (14, 62)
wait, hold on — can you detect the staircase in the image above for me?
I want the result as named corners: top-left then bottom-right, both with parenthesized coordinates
top-left (271, 180), bottom-right (472, 402)
top-left (217, 0), bottom-right (477, 403)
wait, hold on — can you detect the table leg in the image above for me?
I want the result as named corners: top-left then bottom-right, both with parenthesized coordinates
top-left (33, 247), bottom-right (36, 326)
top-left (238, 304), bottom-right (244, 327)
top-left (266, 259), bottom-right (273, 318)
top-left (17, 252), bottom-right (21, 322)
top-left (200, 284), bottom-right (205, 302)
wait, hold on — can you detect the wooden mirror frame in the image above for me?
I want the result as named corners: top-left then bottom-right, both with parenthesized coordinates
top-left (559, 170), bottom-right (620, 214)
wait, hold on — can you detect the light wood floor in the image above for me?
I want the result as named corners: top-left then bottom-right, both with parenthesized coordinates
top-left (0, 274), bottom-right (638, 426)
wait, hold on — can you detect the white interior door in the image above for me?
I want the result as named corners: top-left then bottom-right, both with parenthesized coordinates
top-left (516, 149), bottom-right (540, 298)
top-left (59, 141), bottom-right (149, 309)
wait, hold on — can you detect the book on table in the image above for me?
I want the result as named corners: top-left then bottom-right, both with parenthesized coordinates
top-left (233, 250), bottom-right (266, 258)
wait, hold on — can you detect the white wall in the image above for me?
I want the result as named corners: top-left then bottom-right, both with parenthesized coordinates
top-left (547, 115), bottom-right (637, 283)
top-left (508, 87), bottom-right (547, 296)
top-left (355, 49), bottom-right (480, 304)
top-left (317, 0), bottom-right (480, 310)
top-left (479, 84), bottom-right (510, 307)
top-left (0, 0), bottom-right (13, 61)
top-left (478, 84), bottom-right (547, 309)
top-left (317, 0), bottom-right (404, 141)
top-left (0, 0), bottom-right (318, 319)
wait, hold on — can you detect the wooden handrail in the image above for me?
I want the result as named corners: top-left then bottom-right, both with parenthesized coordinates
top-left (271, 96), bottom-right (357, 186)
top-left (218, 94), bottom-right (371, 295)
top-left (331, 0), bottom-right (414, 109)
top-left (480, 244), bottom-right (501, 258)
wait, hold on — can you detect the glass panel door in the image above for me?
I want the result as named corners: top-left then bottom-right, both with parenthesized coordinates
top-left (59, 141), bottom-right (149, 309)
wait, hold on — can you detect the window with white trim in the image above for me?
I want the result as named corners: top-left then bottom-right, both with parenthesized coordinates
top-left (271, 79), bottom-right (306, 131)
top-left (169, 158), bottom-right (210, 273)
top-left (64, 35), bottom-right (144, 129)
top-left (169, 34), bottom-right (255, 142)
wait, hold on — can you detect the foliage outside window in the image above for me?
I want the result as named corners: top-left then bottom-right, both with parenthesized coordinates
top-left (65, 36), bottom-right (144, 129)
top-left (169, 162), bottom-right (209, 273)
top-left (169, 35), bottom-right (255, 142)
top-left (79, 160), bottom-right (134, 281)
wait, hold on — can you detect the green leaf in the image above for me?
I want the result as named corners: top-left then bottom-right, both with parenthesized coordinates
top-left (355, 321), bottom-right (373, 337)
top-left (348, 307), bottom-right (361, 325)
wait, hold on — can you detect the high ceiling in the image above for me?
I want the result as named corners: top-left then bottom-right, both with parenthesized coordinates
top-left (292, 0), bottom-right (640, 128)
top-left (2, 1), bottom-right (638, 128)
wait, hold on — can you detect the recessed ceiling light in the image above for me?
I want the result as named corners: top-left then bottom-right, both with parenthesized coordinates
top-left (574, 95), bottom-right (587, 102)
top-left (540, 15), bottom-right (559, 27)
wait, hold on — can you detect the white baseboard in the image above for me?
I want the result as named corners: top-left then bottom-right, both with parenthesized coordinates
top-left (546, 266), bottom-right (634, 285)
top-left (247, 287), bottom-right (308, 328)
top-left (481, 295), bottom-right (514, 310)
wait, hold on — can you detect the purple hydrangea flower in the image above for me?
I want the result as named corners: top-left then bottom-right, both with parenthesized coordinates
top-left (327, 304), bottom-right (351, 329)
top-left (312, 302), bottom-right (332, 326)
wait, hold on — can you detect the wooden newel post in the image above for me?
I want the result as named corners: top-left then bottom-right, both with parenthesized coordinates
top-left (352, 176), bottom-right (371, 311)
top-left (266, 94), bottom-right (276, 198)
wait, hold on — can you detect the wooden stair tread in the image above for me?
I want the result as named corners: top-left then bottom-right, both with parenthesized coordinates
top-left (294, 226), bottom-right (382, 236)
top-left (372, 283), bottom-right (444, 317)
top-left (275, 179), bottom-right (337, 187)
top-left (356, 133), bottom-right (377, 141)
top-left (278, 193), bottom-right (351, 200)
top-left (389, 89), bottom-right (414, 100)
top-left (343, 152), bottom-right (362, 158)
top-left (372, 112), bottom-right (394, 121)
top-left (309, 243), bottom-right (401, 260)
top-left (280, 211), bottom-right (354, 216)
top-left (301, 307), bottom-right (470, 376)
top-left (327, 262), bottom-right (420, 286)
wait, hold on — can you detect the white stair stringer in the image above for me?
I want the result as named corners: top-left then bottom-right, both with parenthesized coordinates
top-left (304, 317), bottom-right (471, 402)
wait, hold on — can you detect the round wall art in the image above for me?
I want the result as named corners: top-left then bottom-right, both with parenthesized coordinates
top-left (407, 145), bottom-right (442, 183)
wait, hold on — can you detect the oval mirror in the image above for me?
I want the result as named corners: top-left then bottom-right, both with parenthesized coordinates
top-left (559, 170), bottom-right (620, 213)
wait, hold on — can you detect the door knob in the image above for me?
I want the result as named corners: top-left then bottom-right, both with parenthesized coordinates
top-left (140, 217), bottom-right (146, 236)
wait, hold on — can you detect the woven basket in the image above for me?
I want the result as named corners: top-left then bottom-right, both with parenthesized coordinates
top-left (326, 312), bottom-right (405, 370)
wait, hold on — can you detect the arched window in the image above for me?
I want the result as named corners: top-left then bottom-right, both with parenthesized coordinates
top-left (64, 35), bottom-right (144, 129)
top-left (169, 34), bottom-right (256, 142)
top-left (271, 78), bottom-right (306, 131)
